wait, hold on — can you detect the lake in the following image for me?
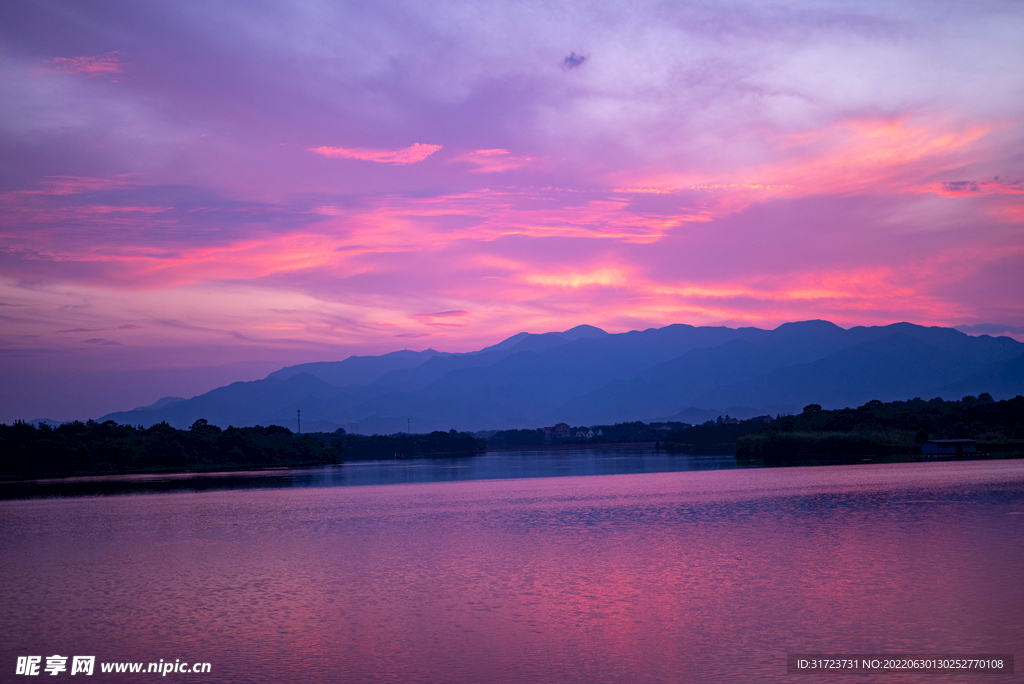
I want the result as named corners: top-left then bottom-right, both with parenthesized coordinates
top-left (1, 451), bottom-right (1021, 682)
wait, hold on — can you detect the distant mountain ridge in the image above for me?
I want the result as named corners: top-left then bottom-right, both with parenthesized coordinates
top-left (99, 320), bottom-right (1024, 433)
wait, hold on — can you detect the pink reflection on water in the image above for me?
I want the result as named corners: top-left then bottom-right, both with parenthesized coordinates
top-left (1, 461), bottom-right (1022, 683)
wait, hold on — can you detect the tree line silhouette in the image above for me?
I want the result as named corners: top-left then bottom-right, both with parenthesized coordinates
top-left (3, 395), bottom-right (1020, 478)
top-left (0, 419), bottom-right (482, 479)
top-left (668, 394), bottom-right (1024, 463)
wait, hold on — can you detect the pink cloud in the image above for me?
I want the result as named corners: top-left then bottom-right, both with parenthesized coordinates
top-left (925, 179), bottom-right (1024, 198)
top-left (57, 325), bottom-right (142, 333)
top-left (411, 310), bottom-right (469, 320)
top-left (0, 176), bottom-right (135, 200)
top-left (526, 269), bottom-right (628, 289)
top-left (615, 118), bottom-right (994, 210)
top-left (450, 149), bottom-right (538, 173)
top-left (309, 143), bottom-right (442, 165)
top-left (409, 310), bottom-right (471, 328)
top-left (42, 52), bottom-right (124, 76)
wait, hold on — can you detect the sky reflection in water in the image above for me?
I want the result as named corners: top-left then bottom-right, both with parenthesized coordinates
top-left (1, 459), bottom-right (1022, 683)
top-left (0, 449), bottom-right (739, 499)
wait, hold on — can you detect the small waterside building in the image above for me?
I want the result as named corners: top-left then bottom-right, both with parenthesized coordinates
top-left (921, 439), bottom-right (976, 457)
top-left (543, 423), bottom-right (572, 442)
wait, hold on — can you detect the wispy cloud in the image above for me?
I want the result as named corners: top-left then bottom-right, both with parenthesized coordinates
top-left (526, 269), bottom-right (628, 289)
top-left (930, 179), bottom-right (1024, 197)
top-left (409, 310), bottom-right (470, 327)
top-left (411, 310), bottom-right (469, 319)
top-left (57, 324), bottom-right (141, 333)
top-left (153, 319), bottom-right (217, 332)
top-left (450, 149), bottom-right (538, 173)
top-left (309, 143), bottom-right (442, 165)
top-left (2, 176), bottom-right (136, 198)
top-left (41, 52), bottom-right (124, 76)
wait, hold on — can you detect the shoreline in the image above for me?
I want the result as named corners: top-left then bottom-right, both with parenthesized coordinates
top-left (484, 442), bottom-right (658, 452)
top-left (4, 446), bottom-right (1021, 489)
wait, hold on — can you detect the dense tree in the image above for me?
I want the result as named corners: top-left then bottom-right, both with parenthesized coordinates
top-left (0, 420), bottom-right (335, 478)
top-left (0, 420), bottom-right (484, 479)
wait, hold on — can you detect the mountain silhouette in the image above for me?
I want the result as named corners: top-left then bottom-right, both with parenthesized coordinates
top-left (99, 321), bottom-right (1024, 433)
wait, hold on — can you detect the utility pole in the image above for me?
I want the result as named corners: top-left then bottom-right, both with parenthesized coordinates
top-left (407, 417), bottom-right (410, 434)
top-left (297, 409), bottom-right (301, 434)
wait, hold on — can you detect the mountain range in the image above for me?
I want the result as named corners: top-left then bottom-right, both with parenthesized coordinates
top-left (98, 320), bottom-right (1024, 433)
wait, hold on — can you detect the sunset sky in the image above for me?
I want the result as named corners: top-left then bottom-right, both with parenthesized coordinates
top-left (2, 0), bottom-right (1023, 421)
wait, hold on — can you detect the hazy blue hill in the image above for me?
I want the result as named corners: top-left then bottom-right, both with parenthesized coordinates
top-left (844, 323), bottom-right (1024, 363)
top-left (657, 406), bottom-right (766, 423)
top-left (495, 333), bottom-right (583, 355)
top-left (557, 324), bottom-right (859, 424)
top-left (131, 396), bottom-right (186, 411)
top-left (475, 331), bottom-right (531, 353)
top-left (412, 348), bottom-right (622, 425)
top-left (102, 373), bottom-right (346, 429)
top-left (267, 349), bottom-right (447, 387)
top-left (365, 349), bottom-right (517, 392)
top-left (557, 324), bottom-right (609, 339)
top-left (770, 319), bottom-right (845, 337)
top-left (95, 321), bottom-right (1024, 432)
top-left (564, 323), bottom-right (769, 363)
top-left (382, 325), bottom-right (774, 426)
top-left (558, 340), bottom-right (764, 424)
top-left (359, 327), bottom-right (612, 394)
top-left (477, 325), bottom-right (608, 351)
top-left (694, 334), bottom-right (981, 410)
top-left (307, 383), bottom-right (535, 433)
top-left (939, 352), bottom-right (1024, 399)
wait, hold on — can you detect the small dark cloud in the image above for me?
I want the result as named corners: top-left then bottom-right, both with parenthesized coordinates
top-left (117, 324), bottom-right (142, 329)
top-left (395, 333), bottom-right (430, 338)
top-left (563, 51), bottom-right (588, 70)
top-left (57, 327), bottom-right (105, 333)
top-left (942, 181), bottom-right (980, 193)
top-left (82, 338), bottom-right (120, 345)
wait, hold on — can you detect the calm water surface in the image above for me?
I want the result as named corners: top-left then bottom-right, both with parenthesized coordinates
top-left (0, 449), bottom-right (739, 499)
top-left (2, 456), bottom-right (1022, 683)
